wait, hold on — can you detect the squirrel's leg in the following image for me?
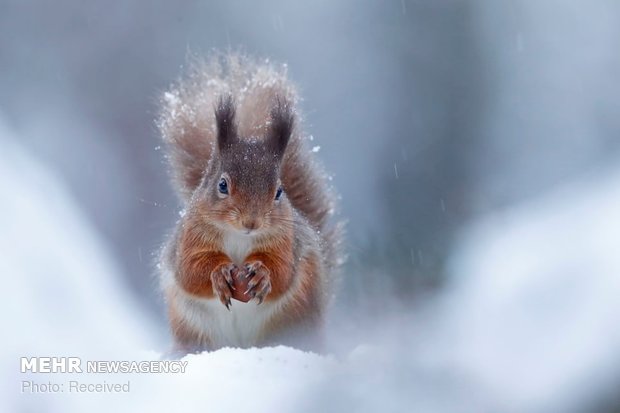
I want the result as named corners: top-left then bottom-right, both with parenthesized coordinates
top-left (177, 248), bottom-right (237, 308)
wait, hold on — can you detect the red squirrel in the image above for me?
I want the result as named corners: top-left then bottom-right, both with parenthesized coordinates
top-left (157, 53), bottom-right (342, 352)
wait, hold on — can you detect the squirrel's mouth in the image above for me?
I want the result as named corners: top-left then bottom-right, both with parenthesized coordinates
top-left (232, 225), bottom-right (261, 237)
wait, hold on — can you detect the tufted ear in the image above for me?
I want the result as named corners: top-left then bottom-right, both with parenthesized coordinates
top-left (268, 95), bottom-right (294, 159)
top-left (215, 94), bottom-right (237, 151)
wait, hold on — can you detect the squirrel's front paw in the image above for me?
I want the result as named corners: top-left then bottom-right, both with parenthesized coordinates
top-left (243, 261), bottom-right (272, 304)
top-left (210, 262), bottom-right (237, 310)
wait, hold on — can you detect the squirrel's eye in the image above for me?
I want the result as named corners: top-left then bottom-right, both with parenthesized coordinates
top-left (275, 186), bottom-right (283, 201)
top-left (218, 178), bottom-right (229, 195)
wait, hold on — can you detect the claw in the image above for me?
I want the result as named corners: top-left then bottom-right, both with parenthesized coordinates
top-left (255, 283), bottom-right (271, 305)
top-left (225, 276), bottom-right (236, 290)
top-left (224, 268), bottom-right (235, 288)
top-left (240, 261), bottom-right (270, 304)
top-left (244, 277), bottom-right (261, 295)
top-left (247, 277), bottom-right (259, 290)
top-left (211, 263), bottom-right (237, 310)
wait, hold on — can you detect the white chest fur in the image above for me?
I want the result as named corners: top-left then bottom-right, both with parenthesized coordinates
top-left (222, 230), bottom-right (254, 265)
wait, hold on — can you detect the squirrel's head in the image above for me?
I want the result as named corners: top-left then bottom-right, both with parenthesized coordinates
top-left (196, 94), bottom-right (294, 235)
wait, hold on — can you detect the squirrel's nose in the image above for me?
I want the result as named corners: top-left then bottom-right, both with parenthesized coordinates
top-left (242, 218), bottom-right (262, 232)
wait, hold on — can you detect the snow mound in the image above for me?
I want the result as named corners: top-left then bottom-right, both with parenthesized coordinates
top-left (443, 165), bottom-right (620, 411)
top-left (141, 347), bottom-right (336, 412)
top-left (0, 118), bottom-right (158, 412)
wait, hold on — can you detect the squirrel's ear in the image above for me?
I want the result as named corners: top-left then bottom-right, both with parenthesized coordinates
top-left (268, 96), bottom-right (294, 158)
top-left (215, 94), bottom-right (237, 151)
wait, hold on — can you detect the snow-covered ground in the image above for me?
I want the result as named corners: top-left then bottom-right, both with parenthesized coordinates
top-left (3, 113), bottom-right (620, 412)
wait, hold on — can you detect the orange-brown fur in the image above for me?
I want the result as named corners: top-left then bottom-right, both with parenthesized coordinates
top-left (174, 203), bottom-right (297, 302)
top-left (157, 53), bottom-right (342, 352)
